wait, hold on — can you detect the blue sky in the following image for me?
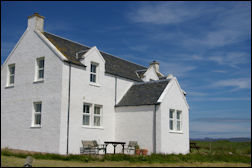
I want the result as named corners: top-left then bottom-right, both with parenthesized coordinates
top-left (1, 1), bottom-right (251, 138)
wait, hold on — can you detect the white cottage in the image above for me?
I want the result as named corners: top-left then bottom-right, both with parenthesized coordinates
top-left (1, 13), bottom-right (190, 155)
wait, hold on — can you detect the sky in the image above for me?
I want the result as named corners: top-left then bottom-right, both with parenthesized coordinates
top-left (1, 1), bottom-right (251, 139)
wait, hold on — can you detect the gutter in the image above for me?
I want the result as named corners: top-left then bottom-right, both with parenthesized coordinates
top-left (66, 62), bottom-right (71, 155)
top-left (153, 104), bottom-right (157, 154)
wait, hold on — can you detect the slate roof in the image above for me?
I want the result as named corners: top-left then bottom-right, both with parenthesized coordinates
top-left (43, 32), bottom-right (146, 81)
top-left (116, 79), bottom-right (170, 107)
top-left (136, 69), bottom-right (147, 78)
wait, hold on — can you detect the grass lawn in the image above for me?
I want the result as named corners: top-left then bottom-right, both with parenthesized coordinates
top-left (1, 155), bottom-right (251, 167)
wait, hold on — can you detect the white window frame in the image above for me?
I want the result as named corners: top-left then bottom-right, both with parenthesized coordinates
top-left (90, 62), bottom-right (98, 84)
top-left (31, 102), bottom-right (42, 127)
top-left (34, 57), bottom-right (45, 82)
top-left (93, 105), bottom-right (102, 127)
top-left (169, 109), bottom-right (175, 131)
top-left (176, 110), bottom-right (182, 131)
top-left (7, 64), bottom-right (15, 87)
top-left (83, 103), bottom-right (91, 126)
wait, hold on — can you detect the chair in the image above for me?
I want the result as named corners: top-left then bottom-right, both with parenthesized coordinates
top-left (124, 141), bottom-right (138, 154)
top-left (81, 140), bottom-right (105, 154)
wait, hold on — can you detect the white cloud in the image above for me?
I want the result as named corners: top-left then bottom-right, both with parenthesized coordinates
top-left (159, 62), bottom-right (196, 77)
top-left (128, 2), bottom-right (204, 25)
top-left (213, 78), bottom-right (251, 90)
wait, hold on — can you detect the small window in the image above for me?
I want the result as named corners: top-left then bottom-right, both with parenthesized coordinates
top-left (35, 57), bottom-right (44, 81)
top-left (8, 64), bottom-right (15, 86)
top-left (83, 104), bottom-right (90, 126)
top-left (176, 110), bottom-right (182, 131)
top-left (90, 63), bottom-right (97, 83)
top-left (169, 109), bottom-right (175, 130)
top-left (33, 102), bottom-right (42, 126)
top-left (94, 106), bottom-right (102, 126)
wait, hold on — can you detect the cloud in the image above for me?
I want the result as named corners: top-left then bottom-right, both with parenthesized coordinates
top-left (193, 117), bottom-right (251, 123)
top-left (159, 62), bottom-right (196, 77)
top-left (128, 2), bottom-right (204, 25)
top-left (213, 78), bottom-right (251, 90)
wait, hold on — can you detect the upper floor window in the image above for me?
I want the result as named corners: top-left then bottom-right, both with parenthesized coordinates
top-left (32, 102), bottom-right (42, 127)
top-left (7, 64), bottom-right (15, 86)
top-left (90, 63), bottom-right (97, 83)
top-left (35, 57), bottom-right (44, 81)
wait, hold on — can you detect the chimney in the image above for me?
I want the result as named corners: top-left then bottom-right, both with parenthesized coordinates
top-left (149, 60), bottom-right (164, 77)
top-left (28, 13), bottom-right (45, 32)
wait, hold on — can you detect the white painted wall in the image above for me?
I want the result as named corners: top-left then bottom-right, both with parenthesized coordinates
top-left (61, 49), bottom-right (134, 154)
top-left (158, 79), bottom-right (190, 154)
top-left (115, 105), bottom-right (155, 154)
top-left (1, 29), bottom-right (64, 153)
top-left (142, 66), bottom-right (159, 82)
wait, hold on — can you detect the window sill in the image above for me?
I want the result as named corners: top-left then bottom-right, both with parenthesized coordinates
top-left (5, 85), bottom-right (14, 89)
top-left (30, 125), bottom-right (41, 128)
top-left (82, 126), bottom-right (104, 130)
top-left (33, 79), bottom-right (44, 84)
top-left (89, 82), bottom-right (101, 87)
top-left (169, 130), bottom-right (183, 134)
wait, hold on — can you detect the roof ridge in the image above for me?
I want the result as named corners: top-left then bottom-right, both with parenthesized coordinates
top-left (44, 32), bottom-right (147, 69)
top-left (134, 79), bottom-right (170, 85)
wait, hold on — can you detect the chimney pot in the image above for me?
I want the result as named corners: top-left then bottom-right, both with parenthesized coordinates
top-left (28, 13), bottom-right (45, 32)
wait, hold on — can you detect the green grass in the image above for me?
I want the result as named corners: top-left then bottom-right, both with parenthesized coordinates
top-left (1, 155), bottom-right (251, 167)
top-left (1, 140), bottom-right (251, 165)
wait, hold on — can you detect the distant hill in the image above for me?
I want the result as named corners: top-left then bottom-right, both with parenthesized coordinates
top-left (190, 137), bottom-right (251, 142)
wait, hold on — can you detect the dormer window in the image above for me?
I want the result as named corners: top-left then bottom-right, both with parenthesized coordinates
top-left (90, 63), bottom-right (98, 83)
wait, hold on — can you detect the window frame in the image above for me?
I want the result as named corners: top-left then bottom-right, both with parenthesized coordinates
top-left (31, 102), bottom-right (42, 127)
top-left (176, 110), bottom-right (182, 131)
top-left (169, 108), bottom-right (183, 133)
top-left (93, 105), bottom-right (102, 127)
top-left (90, 62), bottom-right (98, 84)
top-left (34, 57), bottom-right (45, 82)
top-left (7, 64), bottom-right (15, 87)
top-left (169, 109), bottom-right (175, 131)
top-left (82, 103), bottom-right (91, 126)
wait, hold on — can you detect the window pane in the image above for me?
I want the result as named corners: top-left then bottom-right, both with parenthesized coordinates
top-left (10, 66), bottom-right (15, 74)
top-left (94, 106), bottom-right (100, 114)
top-left (91, 64), bottom-right (96, 73)
top-left (35, 103), bottom-right (42, 112)
top-left (177, 111), bottom-right (181, 119)
top-left (83, 115), bottom-right (90, 125)
top-left (177, 121), bottom-right (181, 131)
top-left (94, 116), bottom-right (100, 126)
top-left (10, 75), bottom-right (14, 84)
top-left (39, 59), bottom-right (44, 68)
top-left (35, 114), bottom-right (41, 125)
top-left (169, 110), bottom-right (174, 118)
top-left (169, 120), bottom-right (173, 130)
top-left (83, 105), bottom-right (89, 113)
top-left (39, 69), bottom-right (44, 78)
top-left (90, 74), bottom-right (96, 83)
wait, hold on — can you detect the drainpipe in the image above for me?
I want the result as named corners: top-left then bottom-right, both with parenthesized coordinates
top-left (115, 77), bottom-right (117, 105)
top-left (66, 63), bottom-right (71, 155)
top-left (153, 104), bottom-right (157, 153)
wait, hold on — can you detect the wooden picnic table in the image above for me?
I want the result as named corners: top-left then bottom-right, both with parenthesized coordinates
top-left (104, 141), bottom-right (126, 154)
top-left (190, 142), bottom-right (200, 152)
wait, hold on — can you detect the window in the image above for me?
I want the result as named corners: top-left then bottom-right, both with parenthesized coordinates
top-left (8, 64), bottom-right (15, 86)
top-left (83, 104), bottom-right (91, 126)
top-left (94, 106), bottom-right (101, 126)
top-left (176, 110), bottom-right (182, 131)
top-left (90, 63), bottom-right (97, 83)
top-left (169, 109), bottom-right (175, 130)
top-left (33, 102), bottom-right (42, 126)
top-left (35, 57), bottom-right (44, 81)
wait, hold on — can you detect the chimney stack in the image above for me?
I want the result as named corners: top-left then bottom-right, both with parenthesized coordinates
top-left (28, 13), bottom-right (45, 32)
top-left (149, 60), bottom-right (163, 77)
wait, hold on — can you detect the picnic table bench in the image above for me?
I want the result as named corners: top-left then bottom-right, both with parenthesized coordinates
top-left (190, 142), bottom-right (200, 152)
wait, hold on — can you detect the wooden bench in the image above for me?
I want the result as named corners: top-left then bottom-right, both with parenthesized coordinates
top-left (190, 142), bottom-right (200, 152)
top-left (81, 140), bottom-right (105, 154)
